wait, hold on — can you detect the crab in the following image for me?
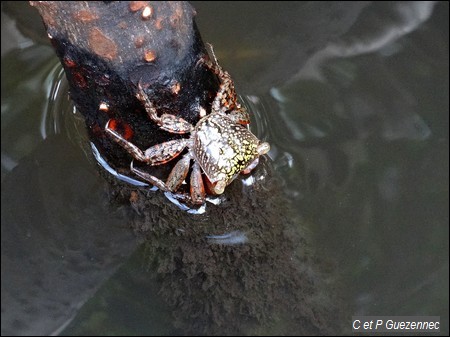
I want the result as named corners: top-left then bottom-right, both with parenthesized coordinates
top-left (105, 46), bottom-right (270, 204)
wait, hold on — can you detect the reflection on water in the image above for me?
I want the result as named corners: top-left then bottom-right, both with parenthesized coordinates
top-left (295, 1), bottom-right (437, 81)
top-left (91, 142), bottom-right (150, 188)
top-left (2, 1), bottom-right (449, 335)
top-left (206, 231), bottom-right (248, 245)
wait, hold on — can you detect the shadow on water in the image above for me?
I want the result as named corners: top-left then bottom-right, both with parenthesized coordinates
top-left (2, 1), bottom-right (449, 335)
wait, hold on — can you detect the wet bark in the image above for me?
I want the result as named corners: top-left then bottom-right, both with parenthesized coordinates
top-left (29, 1), bottom-right (217, 170)
top-left (29, 1), bottom-right (342, 334)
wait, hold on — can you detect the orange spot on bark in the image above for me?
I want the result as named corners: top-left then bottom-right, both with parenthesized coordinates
top-left (108, 119), bottom-right (134, 140)
top-left (63, 56), bottom-right (76, 68)
top-left (134, 36), bottom-right (145, 48)
top-left (141, 6), bottom-right (153, 20)
top-left (144, 50), bottom-right (156, 62)
top-left (171, 82), bottom-right (181, 95)
top-left (73, 9), bottom-right (98, 22)
top-left (155, 17), bottom-right (163, 30)
top-left (108, 119), bottom-right (118, 130)
top-left (72, 72), bottom-right (87, 88)
top-left (88, 28), bottom-right (117, 61)
top-left (129, 1), bottom-right (147, 12)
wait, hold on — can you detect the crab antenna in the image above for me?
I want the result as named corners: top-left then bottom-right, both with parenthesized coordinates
top-left (206, 43), bottom-right (219, 65)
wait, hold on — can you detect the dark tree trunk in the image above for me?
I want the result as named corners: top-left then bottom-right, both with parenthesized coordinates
top-left (30, 1), bottom-right (217, 170)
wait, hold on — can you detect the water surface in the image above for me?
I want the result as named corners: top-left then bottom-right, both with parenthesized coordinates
top-left (1, 1), bottom-right (448, 335)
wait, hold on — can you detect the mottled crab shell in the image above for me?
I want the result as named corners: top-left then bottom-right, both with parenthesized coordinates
top-left (192, 112), bottom-right (261, 184)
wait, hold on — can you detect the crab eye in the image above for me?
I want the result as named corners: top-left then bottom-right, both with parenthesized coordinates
top-left (213, 180), bottom-right (227, 194)
top-left (257, 142), bottom-right (270, 155)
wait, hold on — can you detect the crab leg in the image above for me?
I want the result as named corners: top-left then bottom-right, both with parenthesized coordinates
top-left (136, 83), bottom-right (194, 134)
top-left (190, 162), bottom-right (206, 204)
top-left (198, 46), bottom-right (251, 125)
top-left (131, 156), bottom-right (197, 204)
top-left (143, 139), bottom-right (190, 165)
top-left (228, 108), bottom-right (251, 125)
top-left (166, 154), bottom-right (191, 191)
top-left (105, 120), bottom-right (190, 165)
top-left (130, 161), bottom-right (169, 191)
top-left (130, 153), bottom-right (191, 191)
top-left (198, 45), bottom-right (240, 115)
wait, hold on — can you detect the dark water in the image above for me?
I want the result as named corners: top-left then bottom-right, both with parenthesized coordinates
top-left (1, 1), bottom-right (448, 335)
